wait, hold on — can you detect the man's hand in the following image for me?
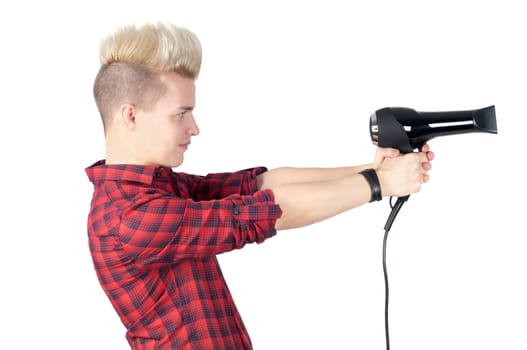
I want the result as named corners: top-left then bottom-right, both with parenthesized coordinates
top-left (374, 144), bottom-right (435, 197)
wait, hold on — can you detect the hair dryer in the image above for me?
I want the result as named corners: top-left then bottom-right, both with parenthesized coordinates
top-left (369, 105), bottom-right (497, 350)
top-left (370, 105), bottom-right (497, 154)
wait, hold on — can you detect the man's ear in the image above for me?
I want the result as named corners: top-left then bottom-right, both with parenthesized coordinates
top-left (119, 104), bottom-right (137, 131)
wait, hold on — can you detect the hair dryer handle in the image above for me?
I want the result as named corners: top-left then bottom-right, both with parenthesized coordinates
top-left (384, 195), bottom-right (409, 231)
top-left (384, 143), bottom-right (423, 230)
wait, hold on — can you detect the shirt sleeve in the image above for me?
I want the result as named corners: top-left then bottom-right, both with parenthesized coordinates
top-left (173, 167), bottom-right (267, 200)
top-left (119, 188), bottom-right (282, 267)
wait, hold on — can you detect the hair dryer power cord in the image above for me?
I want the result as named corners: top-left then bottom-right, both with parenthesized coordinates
top-left (382, 195), bottom-right (409, 350)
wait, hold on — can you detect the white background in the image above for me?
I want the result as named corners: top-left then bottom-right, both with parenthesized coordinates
top-left (1, 0), bottom-right (525, 349)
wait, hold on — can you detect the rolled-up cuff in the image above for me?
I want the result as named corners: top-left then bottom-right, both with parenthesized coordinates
top-left (231, 189), bottom-right (282, 246)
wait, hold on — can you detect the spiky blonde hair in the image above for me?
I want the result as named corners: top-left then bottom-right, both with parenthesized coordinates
top-left (99, 22), bottom-right (202, 77)
top-left (93, 22), bottom-right (202, 131)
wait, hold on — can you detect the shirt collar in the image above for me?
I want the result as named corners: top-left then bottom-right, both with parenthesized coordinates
top-left (85, 160), bottom-right (173, 185)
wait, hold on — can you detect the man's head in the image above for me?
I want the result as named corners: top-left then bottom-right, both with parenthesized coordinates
top-left (93, 22), bottom-right (202, 167)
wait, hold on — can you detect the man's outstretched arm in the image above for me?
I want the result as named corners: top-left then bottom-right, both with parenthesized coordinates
top-left (257, 147), bottom-right (433, 230)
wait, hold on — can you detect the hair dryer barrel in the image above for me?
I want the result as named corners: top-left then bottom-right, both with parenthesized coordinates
top-left (370, 105), bottom-right (497, 152)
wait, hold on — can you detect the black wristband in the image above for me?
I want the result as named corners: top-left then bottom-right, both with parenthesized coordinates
top-left (359, 168), bottom-right (382, 202)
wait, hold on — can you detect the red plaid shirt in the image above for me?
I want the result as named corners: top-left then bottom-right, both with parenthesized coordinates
top-left (85, 161), bottom-right (282, 350)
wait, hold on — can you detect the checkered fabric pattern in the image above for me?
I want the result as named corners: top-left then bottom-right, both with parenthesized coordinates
top-left (85, 161), bottom-right (282, 349)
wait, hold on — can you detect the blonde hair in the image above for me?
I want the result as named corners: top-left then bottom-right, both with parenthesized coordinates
top-left (93, 22), bottom-right (202, 132)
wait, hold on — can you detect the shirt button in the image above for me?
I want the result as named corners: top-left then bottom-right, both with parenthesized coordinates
top-left (155, 172), bottom-right (161, 177)
top-left (233, 207), bottom-right (241, 215)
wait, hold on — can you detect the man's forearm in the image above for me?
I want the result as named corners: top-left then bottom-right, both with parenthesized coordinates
top-left (257, 165), bottom-right (372, 190)
top-left (268, 174), bottom-right (371, 230)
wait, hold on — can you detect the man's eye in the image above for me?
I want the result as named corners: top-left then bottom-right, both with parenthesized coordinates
top-left (176, 112), bottom-right (186, 119)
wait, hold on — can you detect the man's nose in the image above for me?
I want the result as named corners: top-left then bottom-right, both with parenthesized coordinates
top-left (186, 115), bottom-right (200, 136)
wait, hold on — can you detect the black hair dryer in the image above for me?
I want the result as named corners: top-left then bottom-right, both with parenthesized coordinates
top-left (369, 105), bottom-right (497, 230)
top-left (370, 105), bottom-right (497, 350)
top-left (370, 105), bottom-right (497, 153)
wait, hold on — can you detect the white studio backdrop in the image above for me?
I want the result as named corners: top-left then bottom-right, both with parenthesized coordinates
top-left (0, 0), bottom-right (525, 349)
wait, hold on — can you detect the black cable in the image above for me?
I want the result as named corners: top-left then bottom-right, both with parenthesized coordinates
top-left (382, 225), bottom-right (391, 350)
top-left (382, 196), bottom-right (409, 350)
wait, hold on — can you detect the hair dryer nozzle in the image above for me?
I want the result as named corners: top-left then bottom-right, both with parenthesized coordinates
top-left (473, 105), bottom-right (498, 134)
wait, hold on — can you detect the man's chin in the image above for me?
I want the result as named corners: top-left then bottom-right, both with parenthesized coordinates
top-left (170, 158), bottom-right (184, 168)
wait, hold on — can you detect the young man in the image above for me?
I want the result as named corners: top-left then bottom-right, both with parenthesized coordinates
top-left (86, 22), bottom-right (433, 350)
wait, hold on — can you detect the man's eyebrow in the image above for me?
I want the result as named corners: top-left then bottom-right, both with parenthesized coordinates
top-left (169, 106), bottom-right (194, 115)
